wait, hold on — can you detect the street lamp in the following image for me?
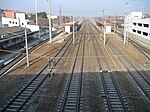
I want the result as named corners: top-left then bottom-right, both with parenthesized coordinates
top-left (123, 2), bottom-right (132, 45)
top-left (114, 8), bottom-right (117, 33)
top-left (123, 2), bottom-right (128, 45)
top-left (141, 6), bottom-right (144, 18)
top-left (59, 5), bottom-right (62, 28)
top-left (104, 20), bottom-right (106, 46)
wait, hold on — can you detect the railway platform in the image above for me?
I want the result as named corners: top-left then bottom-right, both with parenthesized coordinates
top-left (52, 32), bottom-right (71, 43)
top-left (0, 37), bottom-right (44, 65)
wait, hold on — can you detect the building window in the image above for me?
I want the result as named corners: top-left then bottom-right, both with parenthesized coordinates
top-left (12, 21), bottom-right (14, 24)
top-left (143, 32), bottom-right (148, 36)
top-left (143, 24), bottom-right (149, 28)
top-left (137, 30), bottom-right (141, 34)
top-left (132, 29), bottom-right (136, 33)
top-left (9, 21), bottom-right (11, 23)
top-left (16, 22), bottom-right (18, 24)
top-left (138, 23), bottom-right (142, 27)
top-left (22, 23), bottom-right (24, 25)
top-left (133, 23), bottom-right (136, 26)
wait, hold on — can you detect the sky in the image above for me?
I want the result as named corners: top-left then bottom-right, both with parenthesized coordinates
top-left (0, 0), bottom-right (149, 17)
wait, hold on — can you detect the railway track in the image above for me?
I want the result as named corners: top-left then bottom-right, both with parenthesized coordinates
top-left (101, 71), bottom-right (130, 112)
top-left (130, 39), bottom-right (150, 58)
top-left (94, 21), bottom-right (150, 110)
top-left (107, 38), bottom-right (150, 102)
top-left (0, 37), bottom-right (49, 77)
top-left (0, 33), bottom-right (73, 112)
top-left (56, 22), bottom-right (86, 112)
top-left (0, 31), bottom-right (63, 77)
top-left (89, 22), bottom-right (130, 112)
top-left (115, 28), bottom-right (150, 61)
top-left (82, 23), bottom-right (102, 111)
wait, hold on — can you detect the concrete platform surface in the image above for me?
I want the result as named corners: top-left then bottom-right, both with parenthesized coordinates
top-left (52, 33), bottom-right (71, 43)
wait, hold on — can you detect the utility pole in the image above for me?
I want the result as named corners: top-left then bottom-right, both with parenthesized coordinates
top-left (103, 9), bottom-right (105, 25)
top-left (70, 16), bottom-right (72, 22)
top-left (124, 2), bottom-right (128, 45)
top-left (35, 0), bottom-right (38, 26)
top-left (25, 26), bottom-right (29, 67)
top-left (141, 6), bottom-right (143, 18)
top-left (103, 9), bottom-right (106, 46)
top-left (59, 5), bottom-right (62, 28)
top-left (48, 0), bottom-right (52, 43)
top-left (114, 8), bottom-right (117, 33)
top-left (73, 16), bottom-right (75, 46)
top-left (104, 20), bottom-right (106, 46)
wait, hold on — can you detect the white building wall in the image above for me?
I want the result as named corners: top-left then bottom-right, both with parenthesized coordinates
top-left (132, 19), bottom-right (150, 39)
top-left (26, 25), bottom-right (39, 32)
top-left (51, 16), bottom-right (58, 19)
top-left (16, 12), bottom-right (25, 20)
top-left (2, 17), bottom-right (27, 27)
top-left (65, 26), bottom-right (71, 33)
top-left (126, 12), bottom-right (150, 40)
top-left (2, 17), bottom-right (40, 32)
top-left (125, 12), bottom-right (143, 32)
top-left (106, 26), bottom-right (111, 33)
top-left (130, 12), bottom-right (142, 19)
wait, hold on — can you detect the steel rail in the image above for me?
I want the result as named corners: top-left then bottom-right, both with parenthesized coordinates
top-left (1, 32), bottom-right (73, 112)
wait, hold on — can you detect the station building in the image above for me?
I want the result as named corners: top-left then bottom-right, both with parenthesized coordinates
top-left (64, 22), bottom-right (73, 33)
top-left (125, 12), bottom-right (150, 43)
top-left (0, 26), bottom-right (39, 49)
top-left (64, 21), bottom-right (82, 33)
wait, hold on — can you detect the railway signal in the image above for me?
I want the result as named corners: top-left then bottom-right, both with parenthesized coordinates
top-left (48, 57), bottom-right (56, 76)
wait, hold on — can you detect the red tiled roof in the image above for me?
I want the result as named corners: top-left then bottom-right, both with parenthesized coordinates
top-left (3, 10), bottom-right (24, 13)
